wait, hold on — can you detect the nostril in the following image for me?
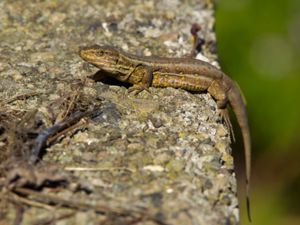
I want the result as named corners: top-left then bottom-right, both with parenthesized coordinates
top-left (79, 49), bottom-right (87, 59)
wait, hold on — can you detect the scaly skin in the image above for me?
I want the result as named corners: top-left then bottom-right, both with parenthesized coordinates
top-left (79, 45), bottom-right (251, 220)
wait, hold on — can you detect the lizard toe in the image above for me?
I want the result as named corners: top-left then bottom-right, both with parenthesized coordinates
top-left (219, 108), bottom-right (235, 142)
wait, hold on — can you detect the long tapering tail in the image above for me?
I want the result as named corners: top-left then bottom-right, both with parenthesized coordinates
top-left (228, 82), bottom-right (252, 222)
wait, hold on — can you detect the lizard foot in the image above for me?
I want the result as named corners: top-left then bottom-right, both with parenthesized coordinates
top-left (219, 108), bottom-right (236, 142)
top-left (128, 85), bottom-right (151, 95)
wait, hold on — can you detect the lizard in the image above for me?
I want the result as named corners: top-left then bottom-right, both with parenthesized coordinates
top-left (79, 44), bottom-right (252, 221)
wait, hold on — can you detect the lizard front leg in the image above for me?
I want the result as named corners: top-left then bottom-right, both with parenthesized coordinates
top-left (128, 65), bottom-right (153, 94)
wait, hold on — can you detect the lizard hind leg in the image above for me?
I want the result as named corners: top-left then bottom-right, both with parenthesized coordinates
top-left (219, 108), bottom-right (236, 142)
top-left (208, 81), bottom-right (235, 142)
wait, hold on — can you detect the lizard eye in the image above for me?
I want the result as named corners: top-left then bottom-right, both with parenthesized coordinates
top-left (97, 51), bottom-right (104, 56)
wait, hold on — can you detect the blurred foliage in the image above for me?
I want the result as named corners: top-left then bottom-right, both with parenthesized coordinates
top-left (216, 0), bottom-right (300, 153)
top-left (215, 0), bottom-right (300, 224)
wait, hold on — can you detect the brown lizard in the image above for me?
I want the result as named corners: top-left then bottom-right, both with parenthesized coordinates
top-left (79, 44), bottom-right (252, 221)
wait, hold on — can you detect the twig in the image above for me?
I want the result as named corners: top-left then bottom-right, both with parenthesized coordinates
top-left (9, 192), bottom-right (53, 210)
top-left (12, 187), bottom-right (169, 225)
top-left (14, 187), bottom-right (136, 215)
top-left (64, 167), bottom-right (135, 172)
top-left (1, 91), bottom-right (41, 105)
top-left (29, 110), bottom-right (97, 164)
top-left (61, 93), bottom-right (80, 121)
top-left (46, 118), bottom-right (87, 145)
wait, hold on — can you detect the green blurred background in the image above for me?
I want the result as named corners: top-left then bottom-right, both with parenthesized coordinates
top-left (215, 0), bottom-right (300, 224)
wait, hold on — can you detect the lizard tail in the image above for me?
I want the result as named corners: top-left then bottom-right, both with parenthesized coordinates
top-left (228, 82), bottom-right (252, 222)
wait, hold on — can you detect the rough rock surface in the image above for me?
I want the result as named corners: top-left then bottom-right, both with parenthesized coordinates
top-left (0, 0), bottom-right (239, 224)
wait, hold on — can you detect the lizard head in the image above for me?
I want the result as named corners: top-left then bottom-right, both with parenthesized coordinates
top-left (79, 45), bottom-right (120, 74)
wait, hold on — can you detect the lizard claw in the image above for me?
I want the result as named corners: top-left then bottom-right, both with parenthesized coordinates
top-left (128, 85), bottom-right (151, 95)
top-left (219, 109), bottom-right (236, 142)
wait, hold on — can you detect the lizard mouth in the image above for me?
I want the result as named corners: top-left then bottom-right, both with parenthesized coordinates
top-left (79, 47), bottom-right (96, 62)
